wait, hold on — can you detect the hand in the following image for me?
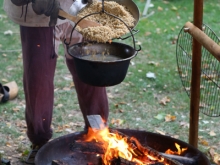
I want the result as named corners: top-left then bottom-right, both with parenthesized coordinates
top-left (11, 0), bottom-right (31, 6)
top-left (32, 0), bottom-right (60, 26)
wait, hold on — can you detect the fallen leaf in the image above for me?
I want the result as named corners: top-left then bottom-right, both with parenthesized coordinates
top-left (159, 96), bottom-right (170, 105)
top-left (111, 118), bottom-right (124, 126)
top-left (6, 142), bottom-right (12, 147)
top-left (17, 136), bottom-right (26, 141)
top-left (54, 88), bottom-right (59, 91)
top-left (4, 30), bottom-right (13, 35)
top-left (1, 79), bottom-right (8, 83)
top-left (63, 87), bottom-right (70, 91)
top-left (15, 120), bottom-right (27, 128)
top-left (154, 113), bottom-right (165, 120)
top-left (65, 128), bottom-right (74, 133)
top-left (55, 125), bottom-right (65, 133)
top-left (107, 92), bottom-right (114, 99)
top-left (179, 121), bottom-right (189, 128)
top-left (155, 130), bottom-right (166, 135)
top-left (13, 107), bottom-right (20, 112)
top-left (119, 109), bottom-right (124, 113)
top-left (156, 28), bottom-right (161, 34)
top-left (131, 62), bottom-right (137, 67)
top-left (209, 148), bottom-right (220, 165)
top-left (146, 72), bottom-right (156, 79)
top-left (165, 114), bottom-right (176, 122)
top-left (163, 1), bottom-right (169, 4)
top-left (63, 75), bottom-right (72, 81)
top-left (6, 122), bottom-right (11, 128)
top-left (70, 82), bottom-right (75, 88)
top-left (148, 61), bottom-right (159, 66)
top-left (158, 6), bottom-right (163, 11)
top-left (171, 6), bottom-right (178, 11)
top-left (209, 148), bottom-right (215, 158)
top-left (136, 41), bottom-right (142, 45)
top-left (57, 104), bottom-right (63, 108)
top-left (172, 135), bottom-right (179, 139)
top-left (199, 138), bottom-right (209, 146)
top-left (209, 130), bottom-right (216, 136)
top-left (145, 31), bottom-right (151, 36)
top-left (202, 120), bottom-right (209, 124)
top-left (68, 114), bottom-right (74, 118)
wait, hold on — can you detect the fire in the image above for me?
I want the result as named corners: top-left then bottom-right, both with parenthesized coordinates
top-left (81, 127), bottom-right (187, 165)
top-left (84, 127), bottom-right (134, 164)
top-left (165, 143), bottom-right (187, 155)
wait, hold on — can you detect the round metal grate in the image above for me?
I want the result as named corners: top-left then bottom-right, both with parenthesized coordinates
top-left (176, 23), bottom-right (220, 117)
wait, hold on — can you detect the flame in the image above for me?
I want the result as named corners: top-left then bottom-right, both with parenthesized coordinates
top-left (82, 128), bottom-right (187, 165)
top-left (165, 143), bottom-right (188, 155)
top-left (84, 127), bottom-right (134, 165)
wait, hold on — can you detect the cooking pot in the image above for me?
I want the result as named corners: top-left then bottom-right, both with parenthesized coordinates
top-left (68, 42), bottom-right (138, 86)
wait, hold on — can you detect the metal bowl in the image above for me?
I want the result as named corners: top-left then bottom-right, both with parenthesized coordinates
top-left (104, 0), bottom-right (140, 29)
top-left (67, 42), bottom-right (138, 87)
top-left (72, 0), bottom-right (140, 29)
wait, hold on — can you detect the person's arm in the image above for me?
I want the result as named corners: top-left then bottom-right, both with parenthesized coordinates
top-left (10, 0), bottom-right (94, 27)
top-left (11, 0), bottom-right (60, 26)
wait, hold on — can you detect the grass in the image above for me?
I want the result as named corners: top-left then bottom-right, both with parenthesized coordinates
top-left (0, 0), bottom-right (220, 164)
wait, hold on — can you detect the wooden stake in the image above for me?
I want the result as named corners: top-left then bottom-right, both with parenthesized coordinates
top-left (189, 0), bottom-right (203, 148)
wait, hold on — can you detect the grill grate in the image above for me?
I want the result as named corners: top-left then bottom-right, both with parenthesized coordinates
top-left (176, 23), bottom-right (220, 117)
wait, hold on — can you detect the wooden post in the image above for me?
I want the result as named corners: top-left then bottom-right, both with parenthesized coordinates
top-left (189, 0), bottom-right (203, 147)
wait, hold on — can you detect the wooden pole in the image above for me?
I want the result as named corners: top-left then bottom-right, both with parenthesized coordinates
top-left (189, 0), bottom-right (203, 147)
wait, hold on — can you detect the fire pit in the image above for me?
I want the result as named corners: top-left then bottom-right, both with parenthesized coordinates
top-left (35, 129), bottom-right (210, 165)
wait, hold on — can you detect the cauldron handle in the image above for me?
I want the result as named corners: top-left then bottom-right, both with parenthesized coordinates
top-left (119, 29), bottom-right (139, 40)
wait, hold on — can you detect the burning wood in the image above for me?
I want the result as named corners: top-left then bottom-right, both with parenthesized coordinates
top-left (67, 127), bottom-right (198, 165)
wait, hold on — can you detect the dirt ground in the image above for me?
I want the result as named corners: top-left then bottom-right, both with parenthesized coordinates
top-left (0, 145), bottom-right (26, 165)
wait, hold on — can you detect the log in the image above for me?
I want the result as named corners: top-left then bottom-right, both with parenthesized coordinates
top-left (70, 140), bottom-right (105, 154)
top-left (69, 139), bottom-right (181, 164)
top-left (159, 153), bottom-right (198, 165)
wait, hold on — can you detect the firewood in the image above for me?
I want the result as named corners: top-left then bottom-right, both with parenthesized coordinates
top-left (110, 130), bottom-right (183, 165)
top-left (159, 153), bottom-right (198, 165)
top-left (69, 129), bottom-right (199, 165)
top-left (70, 140), bottom-right (106, 154)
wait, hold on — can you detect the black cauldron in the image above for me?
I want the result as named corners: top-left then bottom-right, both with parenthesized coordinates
top-left (68, 42), bottom-right (138, 86)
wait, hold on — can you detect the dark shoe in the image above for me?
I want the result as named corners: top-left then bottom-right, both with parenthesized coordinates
top-left (0, 81), bottom-right (18, 103)
top-left (0, 83), bottom-right (9, 103)
top-left (23, 144), bottom-right (42, 165)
